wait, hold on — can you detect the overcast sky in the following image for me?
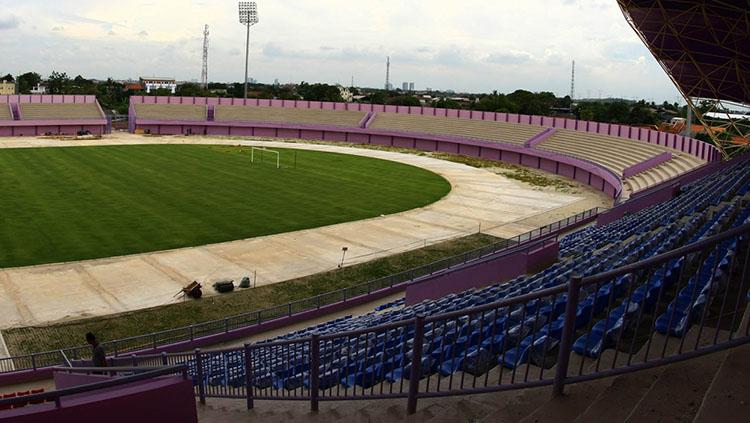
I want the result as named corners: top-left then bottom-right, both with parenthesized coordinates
top-left (0, 0), bottom-right (683, 102)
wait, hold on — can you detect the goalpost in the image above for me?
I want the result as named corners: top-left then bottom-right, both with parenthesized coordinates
top-left (250, 146), bottom-right (280, 169)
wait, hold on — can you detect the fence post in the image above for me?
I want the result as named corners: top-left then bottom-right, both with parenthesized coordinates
top-left (131, 354), bottom-right (138, 367)
top-left (225, 318), bottom-right (229, 333)
top-left (113, 340), bottom-right (118, 357)
top-left (288, 303), bottom-right (293, 316)
top-left (407, 314), bottom-right (425, 415)
top-left (152, 334), bottom-right (157, 350)
top-left (310, 333), bottom-right (320, 412)
top-left (161, 352), bottom-right (168, 366)
top-left (316, 294), bottom-right (321, 309)
top-left (190, 325), bottom-right (195, 341)
top-left (244, 343), bottom-right (254, 410)
top-left (553, 274), bottom-right (582, 397)
top-left (195, 349), bottom-right (206, 404)
top-left (31, 354), bottom-right (37, 371)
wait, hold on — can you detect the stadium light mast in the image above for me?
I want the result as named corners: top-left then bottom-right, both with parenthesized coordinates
top-left (238, 2), bottom-right (259, 99)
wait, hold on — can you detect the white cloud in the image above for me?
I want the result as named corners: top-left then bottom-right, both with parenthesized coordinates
top-left (0, 0), bottom-right (682, 101)
top-left (0, 14), bottom-right (20, 30)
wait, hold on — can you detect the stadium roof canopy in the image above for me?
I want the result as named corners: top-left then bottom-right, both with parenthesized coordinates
top-left (617, 0), bottom-right (750, 106)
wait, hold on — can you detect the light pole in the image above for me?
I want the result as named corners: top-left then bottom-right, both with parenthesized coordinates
top-left (238, 2), bottom-right (259, 99)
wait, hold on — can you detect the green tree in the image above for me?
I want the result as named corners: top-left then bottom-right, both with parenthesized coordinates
top-left (387, 96), bottom-right (421, 107)
top-left (175, 83), bottom-right (214, 97)
top-left (47, 71), bottom-right (71, 94)
top-left (296, 82), bottom-right (343, 102)
top-left (1, 74), bottom-right (14, 82)
top-left (16, 72), bottom-right (42, 93)
top-left (96, 78), bottom-right (128, 114)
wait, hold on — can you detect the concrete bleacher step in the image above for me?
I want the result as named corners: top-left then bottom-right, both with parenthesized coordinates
top-left (572, 326), bottom-right (708, 422)
top-left (623, 349), bottom-right (727, 422)
top-left (692, 342), bottom-right (750, 422)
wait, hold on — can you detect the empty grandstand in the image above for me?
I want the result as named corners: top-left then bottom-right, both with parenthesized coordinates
top-left (0, 95), bottom-right (108, 136)
top-left (18, 103), bottom-right (104, 120)
top-left (0, 104), bottom-right (11, 121)
top-left (214, 105), bottom-right (365, 127)
top-left (368, 112), bottom-right (546, 145)
top-left (537, 129), bottom-right (706, 194)
top-left (128, 96), bottom-right (717, 200)
top-left (133, 103), bottom-right (207, 121)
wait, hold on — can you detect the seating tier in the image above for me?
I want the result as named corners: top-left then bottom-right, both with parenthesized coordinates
top-left (19, 103), bottom-right (103, 120)
top-left (134, 104), bottom-right (207, 121)
top-left (214, 106), bottom-right (365, 127)
top-left (368, 113), bottom-right (545, 145)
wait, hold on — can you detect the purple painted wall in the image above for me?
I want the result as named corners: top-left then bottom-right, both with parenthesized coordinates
top-left (597, 154), bottom-right (750, 225)
top-left (0, 95), bottom-right (107, 136)
top-left (128, 95), bottom-right (719, 161)
top-left (0, 377), bottom-right (196, 423)
top-left (405, 239), bottom-right (558, 305)
top-left (622, 151), bottom-right (673, 178)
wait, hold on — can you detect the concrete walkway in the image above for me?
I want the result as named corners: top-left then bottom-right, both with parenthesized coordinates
top-left (0, 134), bottom-right (609, 330)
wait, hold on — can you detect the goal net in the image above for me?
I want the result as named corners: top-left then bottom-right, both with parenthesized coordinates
top-left (250, 146), bottom-right (280, 169)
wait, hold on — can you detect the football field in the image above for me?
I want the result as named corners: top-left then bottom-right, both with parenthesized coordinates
top-left (0, 144), bottom-right (451, 267)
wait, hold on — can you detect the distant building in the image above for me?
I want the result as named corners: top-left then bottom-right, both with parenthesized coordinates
top-left (29, 83), bottom-right (46, 94)
top-left (123, 82), bottom-right (144, 91)
top-left (0, 81), bottom-right (15, 95)
top-left (409, 82), bottom-right (415, 91)
top-left (402, 82), bottom-right (409, 91)
top-left (140, 77), bottom-right (176, 94)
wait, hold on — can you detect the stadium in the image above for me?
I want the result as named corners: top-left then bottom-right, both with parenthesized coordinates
top-left (0, 1), bottom-right (749, 422)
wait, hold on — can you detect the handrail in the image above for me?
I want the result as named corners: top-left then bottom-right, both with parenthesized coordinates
top-left (186, 221), bottom-right (750, 414)
top-left (0, 206), bottom-right (602, 375)
top-left (581, 221), bottom-right (750, 285)
top-left (0, 365), bottom-right (187, 409)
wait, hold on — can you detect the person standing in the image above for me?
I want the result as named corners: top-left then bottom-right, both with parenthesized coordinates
top-left (85, 332), bottom-right (107, 368)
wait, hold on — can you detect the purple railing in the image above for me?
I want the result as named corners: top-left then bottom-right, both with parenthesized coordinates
top-left (622, 151), bottom-right (673, 178)
top-left (524, 127), bottom-right (556, 148)
top-left (358, 111), bottom-right (374, 128)
top-left (0, 207), bottom-right (604, 381)
top-left (153, 221), bottom-right (750, 414)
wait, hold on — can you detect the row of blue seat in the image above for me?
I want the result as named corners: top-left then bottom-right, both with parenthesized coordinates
top-left (183, 157), bottom-right (750, 390)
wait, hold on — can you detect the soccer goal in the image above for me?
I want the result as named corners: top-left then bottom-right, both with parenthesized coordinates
top-left (250, 146), bottom-right (280, 169)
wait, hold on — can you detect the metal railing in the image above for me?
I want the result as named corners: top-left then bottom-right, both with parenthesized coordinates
top-left (0, 365), bottom-right (187, 410)
top-left (0, 207), bottom-right (602, 376)
top-left (162, 221), bottom-right (750, 414)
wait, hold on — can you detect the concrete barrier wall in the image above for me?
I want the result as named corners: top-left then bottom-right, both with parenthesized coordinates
top-left (128, 95), bottom-right (720, 161)
top-left (0, 376), bottom-right (197, 423)
top-left (622, 151), bottom-right (673, 178)
top-left (405, 239), bottom-right (559, 305)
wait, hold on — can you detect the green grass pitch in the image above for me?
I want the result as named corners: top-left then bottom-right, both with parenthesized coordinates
top-left (0, 144), bottom-right (451, 268)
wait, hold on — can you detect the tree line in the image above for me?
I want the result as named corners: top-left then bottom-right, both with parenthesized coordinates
top-left (2, 71), bottom-right (677, 126)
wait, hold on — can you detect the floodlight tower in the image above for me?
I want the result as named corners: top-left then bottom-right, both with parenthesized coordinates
top-left (238, 2), bottom-right (259, 99)
top-left (201, 24), bottom-right (210, 89)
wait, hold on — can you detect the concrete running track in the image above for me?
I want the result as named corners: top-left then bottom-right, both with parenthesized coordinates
top-left (0, 134), bottom-right (610, 330)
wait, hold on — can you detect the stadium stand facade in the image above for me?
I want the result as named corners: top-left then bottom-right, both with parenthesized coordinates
top-left (0, 95), bottom-right (107, 136)
top-left (127, 96), bottom-right (718, 200)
